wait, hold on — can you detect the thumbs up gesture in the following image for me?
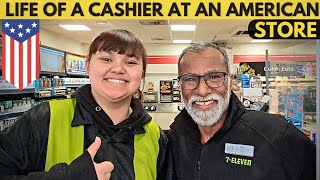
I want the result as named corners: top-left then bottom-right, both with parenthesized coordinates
top-left (87, 137), bottom-right (114, 180)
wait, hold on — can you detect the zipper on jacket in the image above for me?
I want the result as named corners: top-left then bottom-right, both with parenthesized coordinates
top-left (197, 146), bottom-right (202, 180)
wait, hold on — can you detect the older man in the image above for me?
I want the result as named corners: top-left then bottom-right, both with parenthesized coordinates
top-left (167, 41), bottom-right (315, 180)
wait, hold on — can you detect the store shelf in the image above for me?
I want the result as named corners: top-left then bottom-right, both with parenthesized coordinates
top-left (64, 83), bottom-right (89, 88)
top-left (66, 73), bottom-right (89, 78)
top-left (35, 95), bottom-right (67, 100)
top-left (0, 111), bottom-right (25, 120)
top-left (40, 71), bottom-right (67, 77)
top-left (267, 79), bottom-right (316, 82)
top-left (36, 87), bottom-right (67, 90)
top-left (269, 84), bottom-right (316, 87)
top-left (0, 87), bottom-right (35, 95)
top-left (0, 109), bottom-right (27, 116)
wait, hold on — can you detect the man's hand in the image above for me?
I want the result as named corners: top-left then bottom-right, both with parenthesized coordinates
top-left (88, 137), bottom-right (114, 180)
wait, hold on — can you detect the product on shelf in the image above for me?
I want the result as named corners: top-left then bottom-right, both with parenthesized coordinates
top-left (172, 79), bottom-right (181, 102)
top-left (62, 78), bottom-right (91, 85)
top-left (33, 77), bottom-right (68, 97)
top-left (0, 97), bottom-right (34, 115)
top-left (65, 53), bottom-right (87, 76)
top-left (0, 100), bottom-right (13, 114)
top-left (0, 116), bottom-right (19, 131)
top-left (147, 82), bottom-right (155, 92)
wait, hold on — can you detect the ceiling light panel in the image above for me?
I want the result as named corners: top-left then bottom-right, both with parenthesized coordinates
top-left (171, 25), bottom-right (196, 31)
top-left (59, 25), bottom-right (91, 31)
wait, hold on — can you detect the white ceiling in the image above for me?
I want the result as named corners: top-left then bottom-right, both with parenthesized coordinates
top-left (5, 19), bottom-right (313, 45)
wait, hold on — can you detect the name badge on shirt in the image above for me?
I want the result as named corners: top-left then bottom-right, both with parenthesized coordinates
top-left (225, 143), bottom-right (254, 157)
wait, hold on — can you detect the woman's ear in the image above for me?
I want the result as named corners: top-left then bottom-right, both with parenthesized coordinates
top-left (85, 60), bottom-right (90, 74)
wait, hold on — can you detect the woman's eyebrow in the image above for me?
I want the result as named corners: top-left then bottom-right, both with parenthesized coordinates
top-left (126, 53), bottom-right (139, 59)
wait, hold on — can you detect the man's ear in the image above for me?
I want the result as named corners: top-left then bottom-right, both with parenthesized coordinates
top-left (229, 74), bottom-right (234, 80)
top-left (228, 74), bottom-right (234, 88)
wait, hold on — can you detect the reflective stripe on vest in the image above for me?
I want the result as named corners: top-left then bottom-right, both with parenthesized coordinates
top-left (45, 98), bottom-right (160, 180)
top-left (45, 98), bottom-right (84, 171)
top-left (134, 120), bottom-right (160, 180)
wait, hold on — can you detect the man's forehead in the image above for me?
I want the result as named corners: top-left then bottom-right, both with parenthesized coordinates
top-left (183, 48), bottom-right (224, 61)
top-left (181, 54), bottom-right (225, 67)
top-left (180, 68), bottom-right (225, 76)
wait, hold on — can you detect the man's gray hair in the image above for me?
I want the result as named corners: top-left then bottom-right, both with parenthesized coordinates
top-left (178, 41), bottom-right (230, 74)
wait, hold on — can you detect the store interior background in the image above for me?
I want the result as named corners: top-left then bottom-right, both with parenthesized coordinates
top-left (0, 20), bottom-right (317, 144)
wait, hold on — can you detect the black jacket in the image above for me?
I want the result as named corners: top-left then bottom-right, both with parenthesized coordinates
top-left (167, 92), bottom-right (316, 180)
top-left (0, 85), bottom-right (169, 180)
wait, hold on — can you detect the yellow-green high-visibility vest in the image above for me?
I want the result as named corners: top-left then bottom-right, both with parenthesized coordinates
top-left (45, 98), bottom-right (160, 180)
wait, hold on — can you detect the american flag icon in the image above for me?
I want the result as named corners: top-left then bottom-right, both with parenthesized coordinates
top-left (2, 20), bottom-right (40, 90)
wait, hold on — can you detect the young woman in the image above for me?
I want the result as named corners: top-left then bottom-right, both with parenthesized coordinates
top-left (0, 29), bottom-right (169, 180)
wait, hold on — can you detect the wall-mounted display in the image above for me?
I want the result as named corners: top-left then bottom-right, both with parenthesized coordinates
top-left (40, 46), bottom-right (65, 74)
top-left (160, 80), bottom-right (172, 94)
top-left (160, 80), bottom-right (172, 102)
top-left (239, 62), bottom-right (265, 76)
top-left (65, 53), bottom-right (87, 76)
top-left (269, 62), bottom-right (316, 78)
